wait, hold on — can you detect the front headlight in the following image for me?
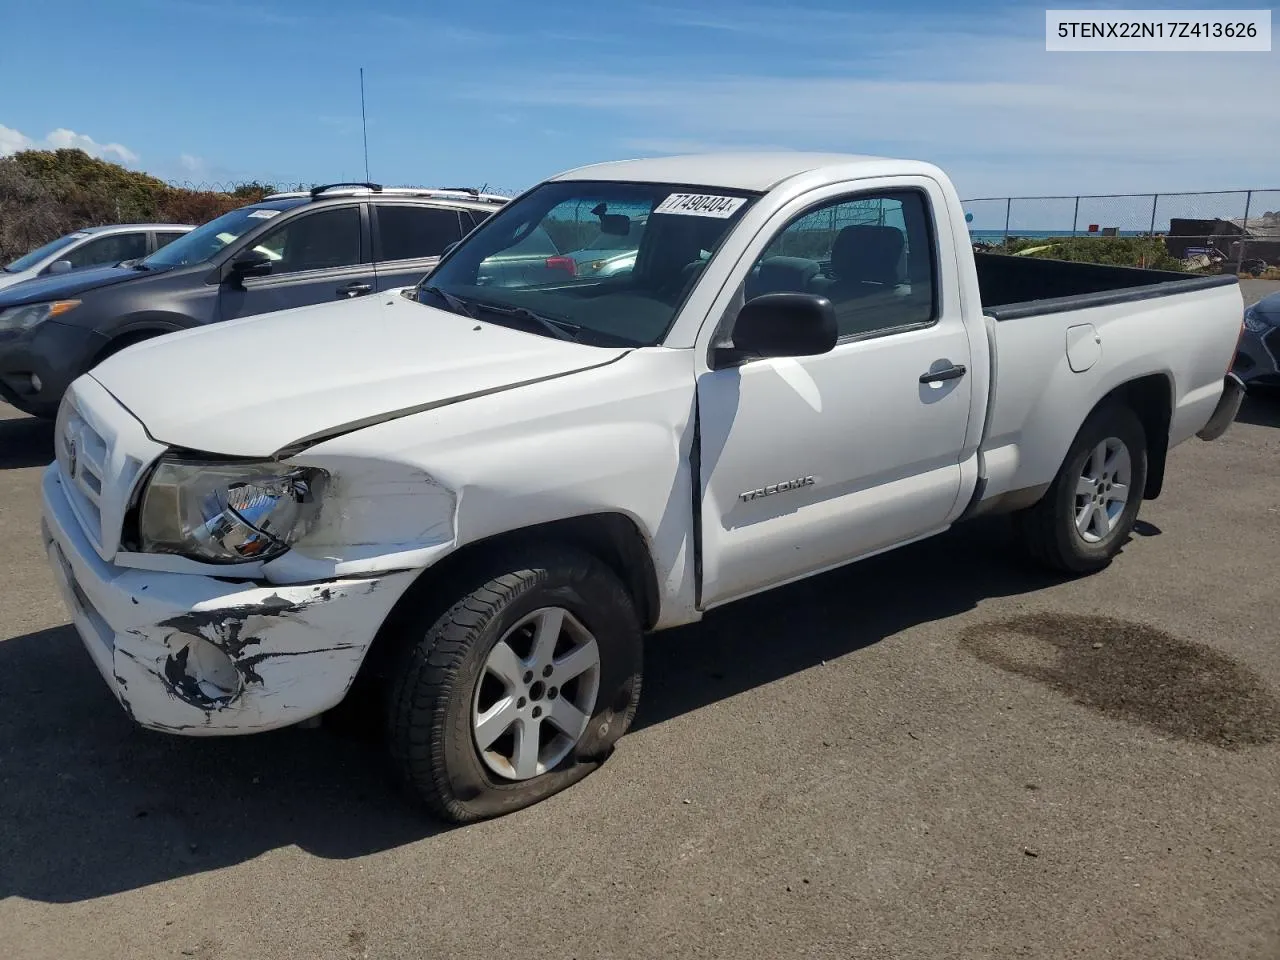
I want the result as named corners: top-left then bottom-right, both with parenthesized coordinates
top-left (1242, 305), bottom-right (1273, 334)
top-left (138, 457), bottom-right (327, 563)
top-left (0, 299), bottom-right (81, 334)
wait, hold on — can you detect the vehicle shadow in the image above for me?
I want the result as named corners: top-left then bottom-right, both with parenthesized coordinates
top-left (0, 411), bottom-right (54, 469)
top-left (634, 516), bottom-right (1059, 732)
top-left (0, 516), bottom-right (1061, 904)
top-left (1234, 392), bottom-right (1280, 428)
top-left (0, 622), bottom-right (439, 904)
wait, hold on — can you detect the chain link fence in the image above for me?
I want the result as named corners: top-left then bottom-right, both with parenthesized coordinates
top-left (962, 189), bottom-right (1280, 277)
top-left (164, 179), bottom-right (521, 198)
top-left (8, 158), bottom-right (1279, 279)
top-left (164, 179), bottom-right (310, 195)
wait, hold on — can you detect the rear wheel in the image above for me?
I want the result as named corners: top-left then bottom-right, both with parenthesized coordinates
top-left (386, 545), bottom-right (643, 823)
top-left (1014, 403), bottom-right (1148, 574)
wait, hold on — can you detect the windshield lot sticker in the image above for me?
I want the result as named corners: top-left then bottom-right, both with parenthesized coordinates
top-left (654, 193), bottom-right (746, 218)
top-left (247, 209), bottom-right (281, 219)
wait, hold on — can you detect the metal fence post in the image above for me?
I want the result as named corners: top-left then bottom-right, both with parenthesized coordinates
top-left (1148, 194), bottom-right (1159, 235)
top-left (1072, 196), bottom-right (1080, 236)
top-left (1003, 198), bottom-right (1011, 248)
top-left (1235, 190), bottom-right (1253, 275)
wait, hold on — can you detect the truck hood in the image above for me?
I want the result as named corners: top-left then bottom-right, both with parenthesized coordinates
top-left (0, 263), bottom-right (150, 306)
top-left (89, 293), bottom-right (630, 458)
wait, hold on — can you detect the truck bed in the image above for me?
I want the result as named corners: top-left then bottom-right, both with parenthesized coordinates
top-left (972, 251), bottom-right (1244, 517)
top-left (975, 252), bottom-right (1241, 320)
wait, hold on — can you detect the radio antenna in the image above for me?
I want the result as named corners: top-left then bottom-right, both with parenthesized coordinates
top-left (359, 67), bottom-right (370, 181)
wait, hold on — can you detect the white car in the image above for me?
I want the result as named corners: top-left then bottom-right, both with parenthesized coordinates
top-left (40, 152), bottom-right (1245, 823)
top-left (0, 223), bottom-right (194, 291)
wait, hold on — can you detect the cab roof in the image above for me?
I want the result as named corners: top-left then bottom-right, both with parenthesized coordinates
top-left (549, 152), bottom-right (902, 192)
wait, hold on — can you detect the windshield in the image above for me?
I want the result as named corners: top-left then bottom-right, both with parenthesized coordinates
top-left (419, 180), bottom-right (757, 347)
top-left (4, 233), bottom-right (83, 273)
top-left (141, 204), bottom-right (290, 268)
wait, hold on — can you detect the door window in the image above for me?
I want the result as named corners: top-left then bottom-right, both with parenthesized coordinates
top-left (376, 205), bottom-right (464, 261)
top-left (254, 207), bottom-right (363, 275)
top-left (155, 231), bottom-right (188, 249)
top-left (747, 191), bottom-right (937, 339)
top-left (63, 232), bottom-right (148, 269)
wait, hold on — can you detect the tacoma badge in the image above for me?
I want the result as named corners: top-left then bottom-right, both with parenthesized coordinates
top-left (739, 476), bottom-right (815, 503)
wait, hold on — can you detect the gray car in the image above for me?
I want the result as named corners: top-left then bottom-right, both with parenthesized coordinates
top-left (0, 184), bottom-right (505, 418)
top-left (1234, 292), bottom-right (1280, 389)
top-left (0, 223), bottom-right (194, 292)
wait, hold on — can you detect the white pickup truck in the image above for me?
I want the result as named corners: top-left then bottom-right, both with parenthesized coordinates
top-left (40, 152), bottom-right (1246, 823)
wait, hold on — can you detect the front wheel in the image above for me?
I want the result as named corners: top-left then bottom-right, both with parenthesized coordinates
top-left (386, 545), bottom-right (643, 823)
top-left (1013, 403), bottom-right (1148, 575)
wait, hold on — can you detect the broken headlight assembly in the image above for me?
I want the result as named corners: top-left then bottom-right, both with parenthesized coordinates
top-left (137, 457), bottom-right (327, 563)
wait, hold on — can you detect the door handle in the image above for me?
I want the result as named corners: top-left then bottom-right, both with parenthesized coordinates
top-left (337, 282), bottom-right (372, 299)
top-left (919, 363), bottom-right (967, 385)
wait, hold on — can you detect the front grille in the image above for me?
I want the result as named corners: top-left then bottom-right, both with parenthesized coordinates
top-left (51, 381), bottom-right (162, 562)
top-left (55, 397), bottom-right (110, 552)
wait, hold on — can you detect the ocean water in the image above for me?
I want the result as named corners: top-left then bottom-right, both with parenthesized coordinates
top-left (968, 229), bottom-right (1145, 240)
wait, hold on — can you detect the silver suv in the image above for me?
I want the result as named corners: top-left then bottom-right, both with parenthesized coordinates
top-left (1, 223), bottom-right (195, 291)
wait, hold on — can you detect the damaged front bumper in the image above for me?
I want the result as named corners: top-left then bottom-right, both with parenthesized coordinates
top-left (40, 464), bottom-right (418, 736)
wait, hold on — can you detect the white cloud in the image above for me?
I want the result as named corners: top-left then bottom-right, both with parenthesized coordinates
top-left (370, 13), bottom-right (503, 42)
top-left (142, 0), bottom-right (299, 27)
top-left (179, 152), bottom-right (206, 175)
top-left (0, 124), bottom-right (34, 155)
top-left (0, 123), bottom-right (139, 164)
top-left (455, 8), bottom-right (1280, 198)
top-left (618, 137), bottom-right (796, 155)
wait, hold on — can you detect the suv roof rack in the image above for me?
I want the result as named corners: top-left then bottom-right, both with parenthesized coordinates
top-left (263, 184), bottom-right (510, 204)
top-left (310, 181), bottom-right (382, 199)
top-left (403, 187), bottom-right (510, 204)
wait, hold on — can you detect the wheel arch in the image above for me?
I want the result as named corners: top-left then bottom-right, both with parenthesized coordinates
top-left (448, 512), bottom-right (662, 631)
top-left (90, 314), bottom-right (193, 367)
top-left (966, 371), bottom-right (1174, 520)
top-left (1096, 373), bottom-right (1173, 500)
top-left (343, 512), bottom-right (661, 712)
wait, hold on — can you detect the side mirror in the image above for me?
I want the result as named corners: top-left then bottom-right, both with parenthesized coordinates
top-left (228, 250), bottom-right (273, 280)
top-left (47, 260), bottom-right (73, 275)
top-left (711, 292), bottom-right (838, 369)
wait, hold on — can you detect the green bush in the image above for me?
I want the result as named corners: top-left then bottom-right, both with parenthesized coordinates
top-left (1000, 235), bottom-right (1187, 271)
top-left (0, 149), bottom-right (278, 263)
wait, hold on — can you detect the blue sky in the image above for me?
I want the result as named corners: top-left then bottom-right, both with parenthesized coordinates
top-left (1, 0), bottom-right (1276, 201)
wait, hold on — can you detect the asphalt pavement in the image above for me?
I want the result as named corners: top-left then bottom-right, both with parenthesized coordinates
top-left (1, 285), bottom-right (1277, 959)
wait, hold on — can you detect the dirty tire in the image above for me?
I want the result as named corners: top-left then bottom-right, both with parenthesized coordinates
top-left (1014, 402), bottom-right (1147, 575)
top-left (386, 545), bottom-right (643, 824)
